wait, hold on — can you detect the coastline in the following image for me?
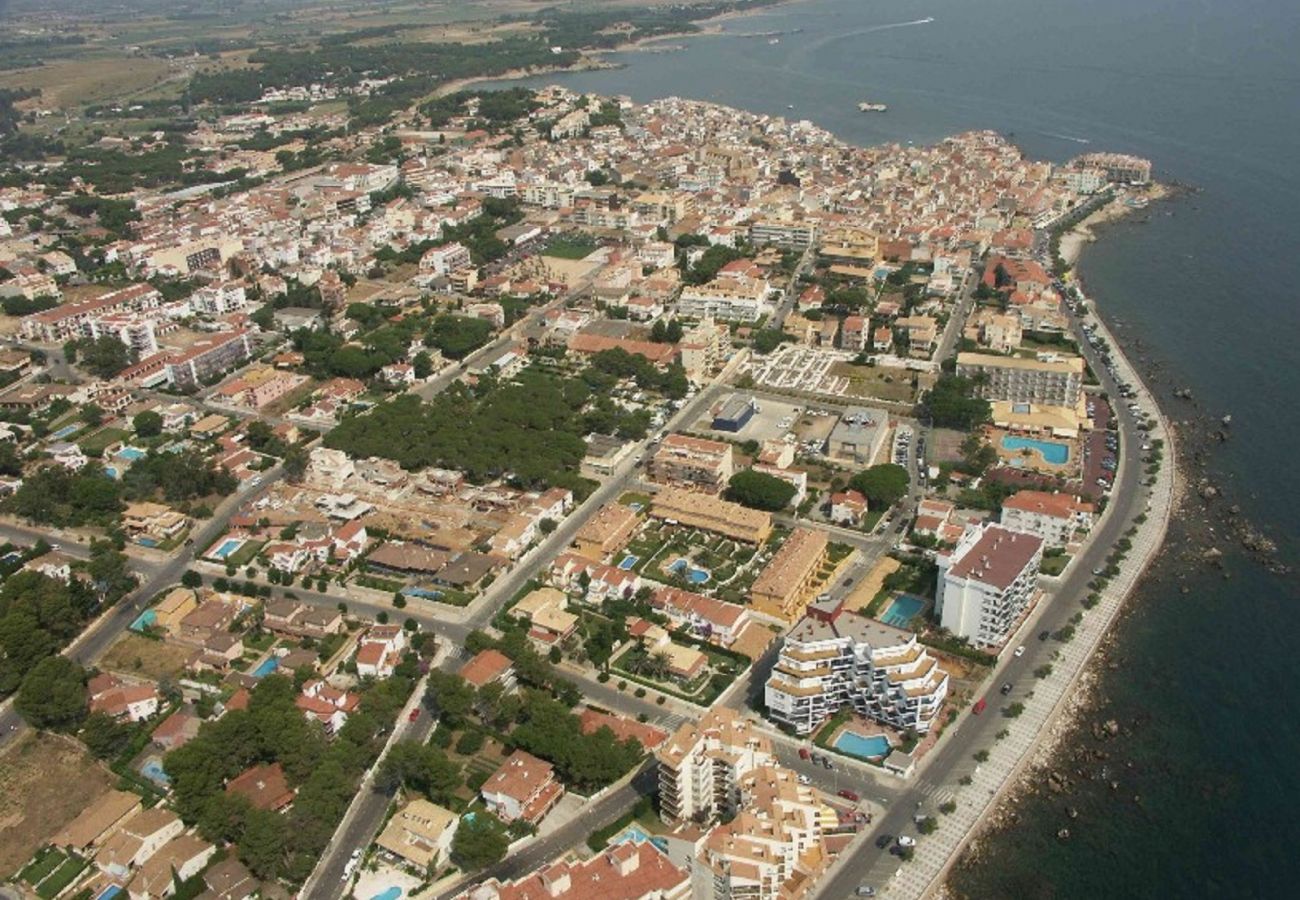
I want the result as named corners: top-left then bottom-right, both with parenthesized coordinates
top-left (933, 191), bottom-right (1184, 897)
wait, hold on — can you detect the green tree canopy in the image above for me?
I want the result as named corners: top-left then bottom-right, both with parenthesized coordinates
top-left (848, 463), bottom-right (910, 508)
top-left (16, 655), bottom-right (87, 731)
top-left (725, 469), bottom-right (797, 511)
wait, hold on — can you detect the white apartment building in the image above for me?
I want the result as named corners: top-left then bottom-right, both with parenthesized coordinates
top-left (1000, 490), bottom-right (1095, 549)
top-left (936, 523), bottom-right (1044, 647)
top-left (656, 709), bottom-right (773, 826)
top-left (189, 282), bottom-right (248, 316)
top-left (956, 352), bottom-right (1085, 408)
top-left (677, 280), bottom-right (768, 323)
top-left (765, 610), bottom-right (949, 736)
top-left (749, 218), bottom-right (818, 249)
top-left (419, 242), bottom-right (472, 277)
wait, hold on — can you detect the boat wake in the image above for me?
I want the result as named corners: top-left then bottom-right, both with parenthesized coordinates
top-left (1040, 131), bottom-right (1092, 145)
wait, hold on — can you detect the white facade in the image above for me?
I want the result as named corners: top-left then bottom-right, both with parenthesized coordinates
top-left (936, 523), bottom-right (1044, 647)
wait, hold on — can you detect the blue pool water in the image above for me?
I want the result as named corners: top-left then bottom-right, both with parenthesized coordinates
top-left (104, 466), bottom-right (119, 479)
top-left (880, 594), bottom-right (926, 629)
top-left (402, 586), bottom-right (444, 599)
top-left (139, 756), bottom-right (170, 786)
top-left (370, 889), bottom-right (401, 900)
top-left (130, 609), bottom-right (157, 632)
top-left (51, 424), bottom-right (79, 439)
top-left (95, 887), bottom-right (123, 900)
top-left (251, 657), bottom-right (279, 678)
top-left (618, 555), bottom-right (639, 570)
top-left (834, 731), bottom-right (892, 760)
top-left (668, 558), bottom-right (710, 584)
top-left (116, 446), bottom-right (147, 461)
top-left (1001, 435), bottom-right (1069, 465)
top-left (210, 538), bottom-right (244, 560)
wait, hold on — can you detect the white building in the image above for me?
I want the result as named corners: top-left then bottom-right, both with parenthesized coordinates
top-left (765, 610), bottom-right (949, 736)
top-left (936, 523), bottom-right (1044, 647)
top-left (1000, 490), bottom-right (1095, 549)
top-left (656, 708), bottom-right (773, 826)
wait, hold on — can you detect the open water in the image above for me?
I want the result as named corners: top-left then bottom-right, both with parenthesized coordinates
top-left (495, 0), bottom-right (1300, 895)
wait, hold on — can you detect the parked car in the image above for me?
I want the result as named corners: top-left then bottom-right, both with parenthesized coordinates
top-left (1000, 682), bottom-right (1014, 696)
top-left (1013, 645), bottom-right (1025, 658)
top-left (855, 887), bottom-right (876, 897)
top-left (972, 698), bottom-right (987, 715)
top-left (799, 747), bottom-right (811, 760)
top-left (408, 708), bottom-right (420, 722)
top-left (797, 774), bottom-right (812, 785)
top-left (875, 834), bottom-right (895, 849)
top-left (897, 835), bottom-right (916, 848)
top-left (838, 789), bottom-right (860, 802)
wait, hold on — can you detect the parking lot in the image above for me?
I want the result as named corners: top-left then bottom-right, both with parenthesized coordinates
top-left (1081, 394), bottom-right (1117, 493)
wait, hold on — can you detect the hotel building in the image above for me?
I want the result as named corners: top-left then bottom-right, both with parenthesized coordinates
top-left (936, 523), bottom-right (1044, 647)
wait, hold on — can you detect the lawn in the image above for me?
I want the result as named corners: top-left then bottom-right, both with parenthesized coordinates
top-left (0, 733), bottom-right (116, 879)
top-left (100, 633), bottom-right (194, 681)
top-left (542, 234), bottom-right (601, 260)
top-left (226, 539), bottom-right (265, 568)
top-left (78, 426), bottom-right (131, 457)
top-left (1041, 553), bottom-right (1072, 576)
top-left (36, 855), bottom-right (87, 899)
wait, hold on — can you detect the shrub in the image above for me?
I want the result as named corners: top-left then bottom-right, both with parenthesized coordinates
top-left (973, 749), bottom-right (990, 763)
top-left (456, 730), bottom-right (485, 755)
top-left (938, 800), bottom-right (956, 815)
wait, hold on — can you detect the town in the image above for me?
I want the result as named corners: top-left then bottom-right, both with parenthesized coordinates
top-left (0, 57), bottom-right (1171, 900)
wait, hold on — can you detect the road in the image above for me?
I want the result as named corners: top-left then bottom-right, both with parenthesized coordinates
top-left (814, 269), bottom-right (1161, 898)
top-left (0, 464), bottom-right (285, 746)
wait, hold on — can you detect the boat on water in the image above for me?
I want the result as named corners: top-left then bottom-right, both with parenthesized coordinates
top-left (768, 37), bottom-right (780, 45)
top-left (858, 101), bottom-right (888, 112)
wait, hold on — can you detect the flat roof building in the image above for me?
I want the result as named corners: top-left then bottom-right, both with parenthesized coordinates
top-left (936, 523), bottom-right (1044, 647)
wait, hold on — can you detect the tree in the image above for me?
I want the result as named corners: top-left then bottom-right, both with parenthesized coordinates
top-left (424, 671), bottom-right (475, 726)
top-left (16, 656), bottom-right (87, 731)
top-left (241, 807), bottom-right (288, 879)
top-left (76, 336), bottom-right (132, 378)
top-left (412, 350), bottom-right (434, 380)
top-left (725, 469), bottom-right (797, 511)
top-left (849, 464), bottom-right (909, 508)
top-left (181, 570), bottom-right (203, 589)
top-left (751, 329), bottom-right (791, 354)
top-left (283, 446), bottom-right (308, 484)
top-left (81, 711), bottom-right (132, 759)
top-left (132, 410), bottom-right (163, 437)
top-left (924, 375), bottom-right (991, 430)
top-left (451, 812), bottom-right (509, 870)
top-left (374, 741), bottom-right (461, 802)
top-left (80, 403), bottom-right (104, 427)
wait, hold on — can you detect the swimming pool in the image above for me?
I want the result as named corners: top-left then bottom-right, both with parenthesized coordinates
top-left (209, 537), bottom-right (245, 560)
top-left (50, 424), bottom-right (79, 439)
top-left (104, 466), bottom-right (119, 480)
top-left (880, 594), bottom-right (926, 629)
top-left (618, 555), bottom-right (639, 570)
top-left (95, 887), bottom-right (123, 900)
top-left (139, 756), bottom-right (170, 786)
top-left (116, 446), bottom-right (147, 462)
top-left (130, 609), bottom-right (157, 632)
top-left (370, 888), bottom-right (402, 900)
top-left (402, 586), bottom-right (444, 599)
top-left (1002, 435), bottom-right (1069, 465)
top-left (834, 731), bottom-right (892, 760)
top-left (251, 657), bottom-right (280, 678)
top-left (667, 558), bottom-right (710, 584)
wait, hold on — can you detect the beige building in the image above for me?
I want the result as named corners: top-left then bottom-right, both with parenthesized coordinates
top-left (650, 487), bottom-right (772, 545)
top-left (376, 798), bottom-right (458, 870)
top-left (650, 434), bottom-right (735, 494)
top-left (750, 528), bottom-right (830, 623)
top-left (656, 708), bottom-right (773, 826)
top-left (956, 351), bottom-right (1085, 408)
top-left (573, 502), bottom-right (641, 560)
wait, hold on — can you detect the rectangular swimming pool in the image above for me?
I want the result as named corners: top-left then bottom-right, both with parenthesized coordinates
top-left (880, 594), bottom-right (926, 628)
top-left (1001, 435), bottom-right (1069, 465)
top-left (210, 537), bottom-right (244, 560)
top-left (833, 731), bottom-right (892, 760)
top-left (116, 446), bottom-right (147, 461)
top-left (251, 657), bottom-right (279, 678)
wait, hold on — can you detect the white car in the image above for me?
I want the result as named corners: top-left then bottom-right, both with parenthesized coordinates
top-left (1013, 645), bottom-right (1025, 658)
top-left (797, 774), bottom-right (812, 785)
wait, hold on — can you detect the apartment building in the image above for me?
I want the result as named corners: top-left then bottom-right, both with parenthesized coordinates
top-left (656, 708), bottom-right (774, 826)
top-left (699, 765), bottom-right (832, 900)
top-left (749, 527), bottom-right (830, 624)
top-left (572, 502), bottom-right (641, 560)
top-left (840, 315), bottom-right (867, 352)
top-left (1074, 152), bottom-right (1152, 185)
top-left (20, 283), bottom-right (162, 343)
top-left (165, 330), bottom-right (254, 390)
top-left (963, 308), bottom-right (1023, 354)
top-left (481, 749), bottom-right (565, 826)
top-left (677, 278), bottom-right (768, 323)
top-left (650, 487), bottom-right (773, 545)
top-left (1000, 490), bottom-right (1095, 548)
top-left (457, 840), bottom-right (690, 900)
top-left (650, 434), bottom-right (735, 494)
top-left (936, 523), bottom-right (1044, 647)
top-left (376, 799), bottom-right (459, 871)
top-left (678, 318), bottom-right (729, 381)
top-left (749, 218), bottom-right (818, 250)
top-left (956, 352), bottom-right (1085, 409)
top-left (651, 586), bottom-right (752, 648)
top-left (764, 608), bottom-right (949, 736)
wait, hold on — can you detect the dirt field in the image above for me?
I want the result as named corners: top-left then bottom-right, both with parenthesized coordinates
top-left (0, 732), bottom-right (116, 878)
top-left (830, 361), bottom-right (934, 405)
top-left (100, 633), bottom-right (193, 682)
top-left (0, 55), bottom-right (176, 109)
top-left (928, 427), bottom-right (968, 464)
top-left (843, 556), bottom-right (901, 613)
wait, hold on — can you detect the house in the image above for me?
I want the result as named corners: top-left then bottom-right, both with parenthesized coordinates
top-left (151, 709), bottom-right (201, 751)
top-left (829, 489), bottom-right (868, 526)
top-left (650, 586), bottom-right (751, 648)
top-left (190, 632), bottom-right (244, 673)
top-left (226, 762), bottom-right (294, 811)
top-left (296, 679), bottom-right (361, 734)
top-left (1000, 490), bottom-right (1095, 548)
top-left (355, 623), bottom-right (409, 679)
top-left (127, 834), bottom-right (216, 900)
top-left (376, 799), bottom-right (459, 870)
top-left (480, 749), bottom-right (564, 826)
top-left (263, 598), bottom-right (343, 639)
top-left (93, 808), bottom-right (184, 880)
top-left (578, 707), bottom-right (668, 752)
top-left (52, 789), bottom-right (143, 852)
top-left (122, 501), bottom-right (190, 544)
top-left (455, 840), bottom-right (690, 900)
top-left (150, 588), bottom-right (198, 634)
top-left (201, 856), bottom-right (259, 900)
top-left (510, 587), bottom-right (579, 649)
top-left (459, 648), bottom-right (517, 691)
top-left (88, 673), bottom-right (159, 723)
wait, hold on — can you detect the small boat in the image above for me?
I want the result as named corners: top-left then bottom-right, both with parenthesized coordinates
top-left (768, 37), bottom-right (780, 45)
top-left (787, 104), bottom-right (795, 110)
top-left (858, 101), bottom-right (888, 112)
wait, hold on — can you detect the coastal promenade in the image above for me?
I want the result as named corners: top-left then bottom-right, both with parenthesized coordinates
top-left (861, 292), bottom-right (1178, 899)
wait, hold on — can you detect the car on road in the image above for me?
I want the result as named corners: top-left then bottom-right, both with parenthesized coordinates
top-left (797, 774), bottom-right (812, 785)
top-left (822, 758), bottom-right (834, 770)
top-left (972, 698), bottom-right (987, 715)
top-left (1013, 645), bottom-right (1025, 657)
top-left (838, 789), bottom-right (860, 802)
top-left (856, 887), bottom-right (877, 897)
top-left (1000, 682), bottom-right (1014, 695)
top-left (875, 834), bottom-right (895, 849)
top-left (799, 748), bottom-right (811, 760)
top-left (897, 835), bottom-right (916, 848)
top-left (408, 708), bottom-right (420, 722)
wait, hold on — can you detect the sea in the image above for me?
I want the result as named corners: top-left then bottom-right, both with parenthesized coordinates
top-left (492, 0), bottom-right (1300, 894)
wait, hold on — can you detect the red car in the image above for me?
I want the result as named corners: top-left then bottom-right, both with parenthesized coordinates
top-left (408, 708), bottom-right (420, 722)
top-left (838, 789), bottom-right (860, 802)
top-left (799, 748), bottom-right (811, 760)
top-left (972, 698), bottom-right (988, 715)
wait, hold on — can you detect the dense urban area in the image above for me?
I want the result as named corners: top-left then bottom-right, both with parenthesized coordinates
top-left (0, 2), bottom-right (1174, 900)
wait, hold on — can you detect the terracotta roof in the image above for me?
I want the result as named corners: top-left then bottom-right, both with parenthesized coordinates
top-left (459, 649), bottom-right (514, 688)
top-left (948, 525), bottom-right (1043, 589)
top-left (226, 762), bottom-right (293, 811)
